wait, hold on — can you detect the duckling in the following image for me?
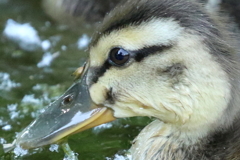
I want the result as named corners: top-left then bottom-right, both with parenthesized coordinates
top-left (6, 0), bottom-right (240, 159)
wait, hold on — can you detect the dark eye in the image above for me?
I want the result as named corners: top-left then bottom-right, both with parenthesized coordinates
top-left (109, 48), bottom-right (130, 66)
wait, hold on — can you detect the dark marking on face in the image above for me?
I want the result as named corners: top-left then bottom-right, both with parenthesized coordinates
top-left (162, 63), bottom-right (186, 77)
top-left (91, 60), bottom-right (111, 84)
top-left (134, 45), bottom-right (172, 62)
top-left (106, 87), bottom-right (115, 104)
top-left (158, 63), bottom-right (187, 86)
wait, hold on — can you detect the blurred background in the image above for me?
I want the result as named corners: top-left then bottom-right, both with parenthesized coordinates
top-left (0, 0), bottom-right (239, 159)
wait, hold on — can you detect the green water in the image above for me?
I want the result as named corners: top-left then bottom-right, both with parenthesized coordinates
top-left (0, 1), bottom-right (151, 159)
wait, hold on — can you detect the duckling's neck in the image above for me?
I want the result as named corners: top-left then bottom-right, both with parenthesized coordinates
top-left (130, 119), bottom-right (240, 160)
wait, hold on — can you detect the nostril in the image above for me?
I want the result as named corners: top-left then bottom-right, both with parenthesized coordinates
top-left (62, 94), bottom-right (74, 105)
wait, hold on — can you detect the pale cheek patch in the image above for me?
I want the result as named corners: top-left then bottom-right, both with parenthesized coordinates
top-left (89, 83), bottom-right (108, 105)
top-left (166, 35), bottom-right (231, 129)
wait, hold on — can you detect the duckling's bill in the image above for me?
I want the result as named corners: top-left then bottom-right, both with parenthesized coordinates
top-left (3, 72), bottom-right (115, 152)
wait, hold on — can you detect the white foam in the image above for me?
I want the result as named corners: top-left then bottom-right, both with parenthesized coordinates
top-left (32, 84), bottom-right (42, 90)
top-left (7, 104), bottom-right (19, 119)
top-left (77, 34), bottom-right (90, 50)
top-left (0, 72), bottom-right (21, 91)
top-left (2, 124), bottom-right (12, 131)
top-left (21, 94), bottom-right (41, 104)
top-left (3, 19), bottom-right (41, 51)
top-left (13, 145), bottom-right (28, 157)
top-left (106, 150), bottom-right (132, 160)
top-left (0, 138), bottom-right (6, 144)
top-left (63, 153), bottom-right (78, 160)
top-left (115, 153), bottom-right (132, 160)
top-left (9, 111), bottom-right (19, 120)
top-left (7, 104), bottom-right (17, 112)
top-left (41, 40), bottom-right (51, 51)
top-left (106, 153), bottom-right (132, 160)
top-left (61, 45), bottom-right (67, 51)
top-left (92, 123), bottom-right (113, 134)
top-left (49, 144), bottom-right (59, 152)
top-left (37, 52), bottom-right (60, 68)
top-left (114, 155), bottom-right (126, 160)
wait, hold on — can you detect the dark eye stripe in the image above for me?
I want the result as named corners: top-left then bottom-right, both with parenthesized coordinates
top-left (91, 61), bottom-right (111, 84)
top-left (133, 45), bottom-right (172, 62)
top-left (90, 45), bottom-right (171, 84)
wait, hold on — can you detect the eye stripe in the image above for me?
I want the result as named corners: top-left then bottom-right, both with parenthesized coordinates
top-left (133, 45), bottom-right (172, 62)
top-left (91, 61), bottom-right (111, 84)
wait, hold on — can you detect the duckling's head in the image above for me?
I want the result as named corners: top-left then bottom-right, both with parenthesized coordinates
top-left (11, 0), bottom-right (240, 154)
top-left (88, 0), bottom-right (239, 131)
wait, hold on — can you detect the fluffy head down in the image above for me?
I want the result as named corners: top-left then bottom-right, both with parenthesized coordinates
top-left (85, 0), bottom-right (240, 158)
